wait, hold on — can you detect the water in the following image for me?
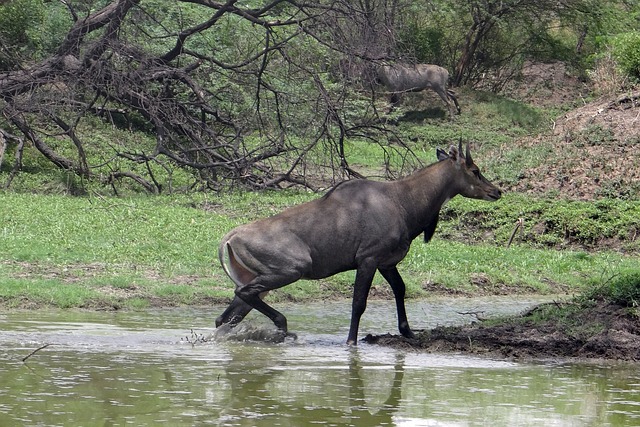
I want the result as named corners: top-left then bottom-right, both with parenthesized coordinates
top-left (0, 297), bottom-right (639, 426)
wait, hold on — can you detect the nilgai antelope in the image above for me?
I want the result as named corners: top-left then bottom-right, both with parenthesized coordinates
top-left (377, 63), bottom-right (461, 117)
top-left (216, 142), bottom-right (501, 345)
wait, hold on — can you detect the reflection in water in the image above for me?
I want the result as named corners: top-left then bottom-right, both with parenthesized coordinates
top-left (217, 344), bottom-right (407, 426)
top-left (0, 302), bottom-right (639, 426)
top-left (346, 352), bottom-right (405, 425)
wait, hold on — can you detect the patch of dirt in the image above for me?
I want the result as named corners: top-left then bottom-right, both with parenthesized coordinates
top-left (508, 94), bottom-right (640, 200)
top-left (7, 261), bottom-right (111, 283)
top-left (364, 301), bottom-right (640, 361)
top-left (502, 62), bottom-right (640, 200)
top-left (508, 60), bottom-right (589, 107)
top-left (3, 260), bottom-right (207, 287)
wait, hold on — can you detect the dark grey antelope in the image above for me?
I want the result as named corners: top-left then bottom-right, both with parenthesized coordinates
top-left (215, 142), bottom-right (501, 345)
top-left (377, 63), bottom-right (461, 117)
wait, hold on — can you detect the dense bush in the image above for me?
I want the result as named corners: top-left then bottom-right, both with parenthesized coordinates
top-left (587, 270), bottom-right (640, 307)
top-left (0, 0), bottom-right (43, 67)
top-left (609, 31), bottom-right (640, 82)
top-left (398, 20), bottom-right (446, 65)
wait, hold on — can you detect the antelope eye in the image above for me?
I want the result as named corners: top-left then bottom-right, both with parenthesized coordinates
top-left (472, 169), bottom-right (480, 178)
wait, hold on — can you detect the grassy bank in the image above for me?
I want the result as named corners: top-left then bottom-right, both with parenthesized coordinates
top-left (1, 191), bottom-right (638, 310)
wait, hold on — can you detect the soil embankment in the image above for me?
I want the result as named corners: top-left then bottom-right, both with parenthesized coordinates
top-left (365, 300), bottom-right (640, 361)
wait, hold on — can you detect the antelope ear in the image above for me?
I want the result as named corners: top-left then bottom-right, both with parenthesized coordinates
top-left (448, 144), bottom-right (461, 163)
top-left (436, 147), bottom-right (449, 161)
top-left (465, 143), bottom-right (474, 166)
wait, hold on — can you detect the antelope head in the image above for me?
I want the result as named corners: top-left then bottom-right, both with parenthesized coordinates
top-left (437, 141), bottom-right (502, 201)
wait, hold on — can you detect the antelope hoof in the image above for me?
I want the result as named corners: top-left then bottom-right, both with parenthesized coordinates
top-left (285, 331), bottom-right (298, 341)
top-left (402, 329), bottom-right (416, 340)
top-left (215, 315), bottom-right (241, 329)
top-left (274, 329), bottom-right (297, 343)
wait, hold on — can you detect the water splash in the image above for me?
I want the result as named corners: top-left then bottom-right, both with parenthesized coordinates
top-left (211, 322), bottom-right (298, 344)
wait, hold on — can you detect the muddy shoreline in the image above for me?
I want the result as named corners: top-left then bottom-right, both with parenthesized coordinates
top-left (364, 300), bottom-right (640, 362)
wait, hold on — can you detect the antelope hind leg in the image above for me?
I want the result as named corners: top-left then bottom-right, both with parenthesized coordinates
top-left (215, 295), bottom-right (254, 327)
top-left (236, 285), bottom-right (290, 334)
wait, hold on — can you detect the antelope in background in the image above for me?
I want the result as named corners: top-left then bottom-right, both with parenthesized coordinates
top-left (215, 142), bottom-right (501, 345)
top-left (377, 63), bottom-right (461, 118)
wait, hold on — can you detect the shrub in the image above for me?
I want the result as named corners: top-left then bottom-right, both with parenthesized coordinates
top-left (609, 31), bottom-right (640, 83)
top-left (398, 20), bottom-right (446, 64)
top-left (0, 0), bottom-right (42, 46)
top-left (587, 270), bottom-right (640, 307)
top-left (0, 0), bottom-right (70, 67)
top-left (607, 271), bottom-right (640, 307)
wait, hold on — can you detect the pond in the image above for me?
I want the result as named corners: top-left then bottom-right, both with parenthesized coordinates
top-left (1, 297), bottom-right (639, 426)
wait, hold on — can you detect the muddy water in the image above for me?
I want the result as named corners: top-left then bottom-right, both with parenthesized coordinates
top-left (1, 297), bottom-right (639, 426)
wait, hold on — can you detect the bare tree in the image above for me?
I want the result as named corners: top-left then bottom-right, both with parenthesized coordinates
top-left (451, 0), bottom-right (600, 87)
top-left (0, 0), bottom-right (417, 193)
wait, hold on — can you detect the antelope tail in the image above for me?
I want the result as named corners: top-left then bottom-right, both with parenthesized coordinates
top-left (219, 241), bottom-right (257, 287)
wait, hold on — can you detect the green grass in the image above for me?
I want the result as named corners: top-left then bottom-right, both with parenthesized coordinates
top-left (396, 89), bottom-right (549, 149)
top-left (1, 191), bottom-right (638, 309)
top-left (403, 238), bottom-right (637, 294)
top-left (0, 278), bottom-right (100, 308)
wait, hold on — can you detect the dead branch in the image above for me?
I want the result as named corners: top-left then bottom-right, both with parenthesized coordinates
top-left (609, 91), bottom-right (640, 109)
top-left (0, 0), bottom-right (415, 191)
top-left (22, 344), bottom-right (51, 362)
top-left (108, 171), bottom-right (159, 193)
top-left (507, 218), bottom-right (524, 248)
top-left (457, 310), bottom-right (487, 321)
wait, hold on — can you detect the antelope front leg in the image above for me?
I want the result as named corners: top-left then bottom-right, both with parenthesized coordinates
top-left (379, 266), bottom-right (415, 339)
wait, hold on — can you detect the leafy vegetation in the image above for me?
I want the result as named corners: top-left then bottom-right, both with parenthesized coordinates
top-left (608, 31), bottom-right (640, 82)
top-left (440, 195), bottom-right (640, 251)
top-left (585, 270), bottom-right (640, 308)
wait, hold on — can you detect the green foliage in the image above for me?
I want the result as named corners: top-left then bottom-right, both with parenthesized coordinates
top-left (394, 0), bottom-right (638, 87)
top-left (34, 1), bottom-right (71, 56)
top-left (398, 19), bottom-right (446, 64)
top-left (0, 0), bottom-right (44, 66)
top-left (527, 30), bottom-right (576, 64)
top-left (585, 270), bottom-right (640, 307)
top-left (608, 31), bottom-right (640, 82)
top-left (394, 2), bottom-right (462, 71)
top-left (607, 271), bottom-right (640, 307)
top-left (2, 0), bottom-right (637, 192)
top-left (0, 0), bottom-right (42, 44)
top-left (0, 0), bottom-right (71, 67)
